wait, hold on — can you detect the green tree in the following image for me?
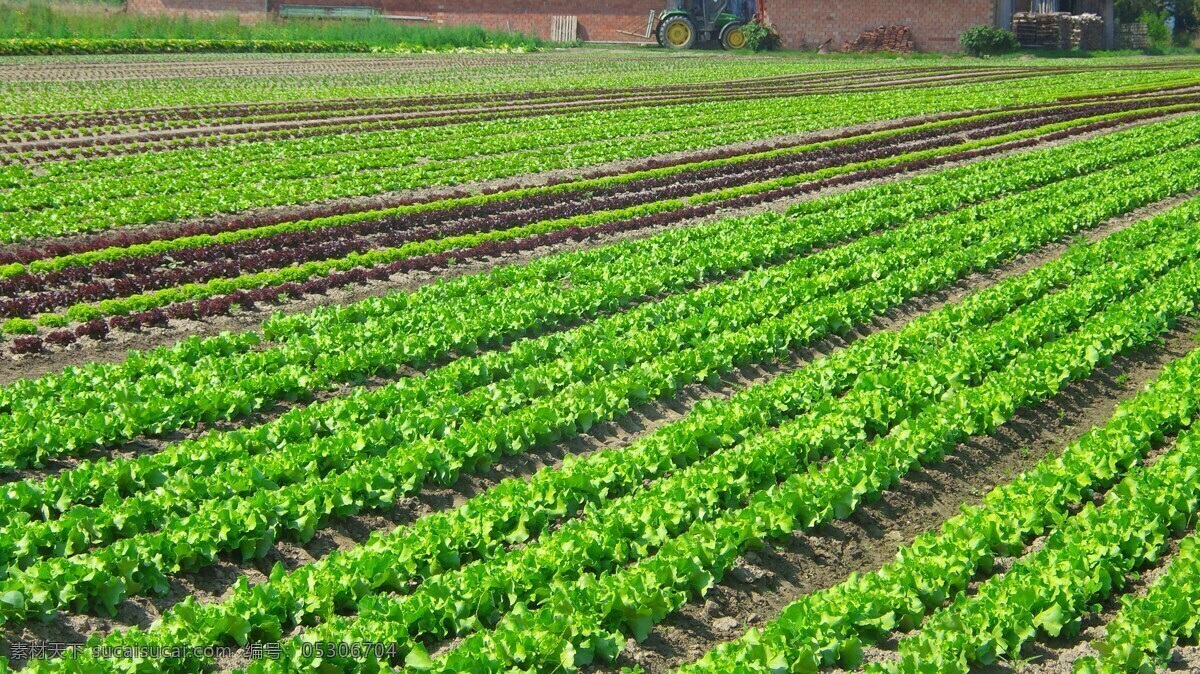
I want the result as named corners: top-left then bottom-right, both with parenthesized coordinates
top-left (1174, 0), bottom-right (1200, 37)
top-left (1115, 0), bottom-right (1198, 41)
top-left (1115, 0), bottom-right (1157, 23)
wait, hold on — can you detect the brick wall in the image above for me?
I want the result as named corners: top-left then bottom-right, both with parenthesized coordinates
top-left (127, 0), bottom-right (268, 23)
top-left (770, 0), bottom-right (997, 51)
top-left (133, 0), bottom-right (1002, 52)
top-left (270, 0), bottom-right (663, 43)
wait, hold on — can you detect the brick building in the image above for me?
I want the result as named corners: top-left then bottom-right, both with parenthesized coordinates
top-left (125, 0), bottom-right (1115, 52)
top-left (128, 0), bottom-right (268, 23)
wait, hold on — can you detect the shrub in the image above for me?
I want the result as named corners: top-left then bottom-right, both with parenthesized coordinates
top-left (2, 317), bottom-right (37, 335)
top-left (741, 20), bottom-right (781, 52)
top-left (1142, 11), bottom-right (1172, 49)
top-left (959, 25), bottom-right (1019, 56)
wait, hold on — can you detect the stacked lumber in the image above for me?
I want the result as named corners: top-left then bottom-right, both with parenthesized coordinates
top-left (1013, 12), bottom-right (1071, 49)
top-left (1118, 22), bottom-right (1150, 49)
top-left (840, 25), bottom-right (913, 54)
top-left (1069, 13), bottom-right (1104, 50)
top-left (1014, 12), bottom-right (1104, 50)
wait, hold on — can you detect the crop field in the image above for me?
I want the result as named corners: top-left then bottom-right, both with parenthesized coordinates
top-left (5, 48), bottom-right (1200, 673)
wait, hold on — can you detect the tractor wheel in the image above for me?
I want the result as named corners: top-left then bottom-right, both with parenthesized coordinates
top-left (720, 23), bottom-right (748, 50)
top-left (654, 21), bottom-right (666, 47)
top-left (659, 16), bottom-right (696, 49)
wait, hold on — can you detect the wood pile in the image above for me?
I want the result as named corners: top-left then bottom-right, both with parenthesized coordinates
top-left (1070, 14), bottom-right (1104, 50)
top-left (840, 25), bottom-right (913, 54)
top-left (1013, 12), bottom-right (1104, 50)
top-left (1013, 12), bottom-right (1071, 49)
top-left (1118, 22), bottom-right (1150, 49)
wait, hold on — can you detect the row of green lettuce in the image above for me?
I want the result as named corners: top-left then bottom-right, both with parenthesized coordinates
top-left (685, 331), bottom-right (1200, 674)
top-left (2, 115), bottom-right (1198, 471)
top-left (10, 118), bottom-right (1200, 672)
top-left (5, 145), bottom-right (1165, 625)
top-left (15, 102), bottom-right (1186, 333)
top-left (4, 68), bottom-right (1199, 240)
top-left (291, 199), bottom-right (1200, 674)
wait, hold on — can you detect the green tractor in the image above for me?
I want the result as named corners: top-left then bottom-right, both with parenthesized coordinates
top-left (654, 0), bottom-right (761, 50)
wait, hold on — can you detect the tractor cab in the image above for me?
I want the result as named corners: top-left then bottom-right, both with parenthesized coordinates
top-left (655, 0), bottom-right (758, 49)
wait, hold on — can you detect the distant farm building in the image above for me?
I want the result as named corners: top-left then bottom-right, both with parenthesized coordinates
top-left (125, 0), bottom-right (1117, 52)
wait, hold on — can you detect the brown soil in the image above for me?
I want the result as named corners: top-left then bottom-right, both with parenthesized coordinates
top-left (1167, 642), bottom-right (1200, 670)
top-left (599, 312), bottom-right (1200, 671)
